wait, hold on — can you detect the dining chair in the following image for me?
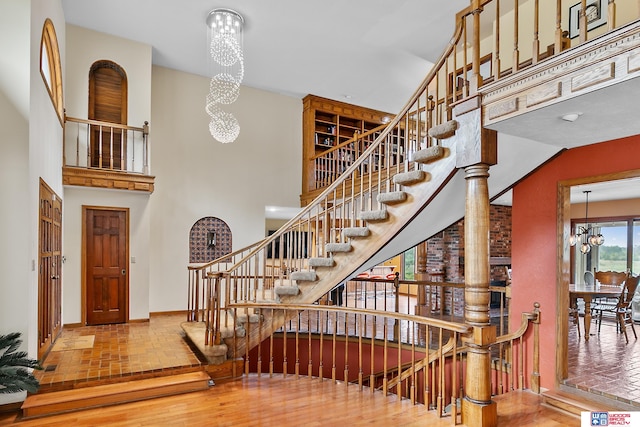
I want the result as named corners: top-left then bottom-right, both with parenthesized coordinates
top-left (594, 270), bottom-right (627, 287)
top-left (592, 270), bottom-right (627, 314)
top-left (594, 274), bottom-right (639, 343)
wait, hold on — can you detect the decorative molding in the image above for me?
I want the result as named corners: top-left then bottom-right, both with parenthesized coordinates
top-left (570, 62), bottom-right (615, 92)
top-left (481, 22), bottom-right (640, 125)
top-left (526, 82), bottom-right (562, 107)
top-left (488, 98), bottom-right (518, 120)
top-left (628, 51), bottom-right (640, 73)
top-left (62, 166), bottom-right (155, 193)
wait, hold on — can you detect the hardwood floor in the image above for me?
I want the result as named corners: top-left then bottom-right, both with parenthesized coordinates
top-left (1, 375), bottom-right (578, 426)
top-left (0, 312), bottom-right (583, 426)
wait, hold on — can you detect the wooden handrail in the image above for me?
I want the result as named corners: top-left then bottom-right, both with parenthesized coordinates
top-left (65, 115), bottom-right (147, 133)
top-left (495, 307), bottom-right (538, 344)
top-left (187, 239), bottom-right (266, 271)
top-left (218, 20), bottom-right (466, 276)
top-left (232, 302), bottom-right (473, 334)
top-left (310, 123), bottom-right (388, 161)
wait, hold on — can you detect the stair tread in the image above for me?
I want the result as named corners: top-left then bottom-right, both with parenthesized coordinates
top-left (22, 371), bottom-right (210, 407)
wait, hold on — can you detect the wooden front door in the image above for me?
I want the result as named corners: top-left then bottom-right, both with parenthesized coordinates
top-left (38, 180), bottom-right (63, 359)
top-left (84, 207), bottom-right (129, 325)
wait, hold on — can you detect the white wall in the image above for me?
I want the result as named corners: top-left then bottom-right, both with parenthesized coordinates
top-left (149, 66), bottom-right (302, 312)
top-left (62, 24), bottom-right (153, 322)
top-left (0, 0), bottom-right (30, 121)
top-left (0, 0), bottom-right (30, 340)
top-left (0, 0), bottom-right (64, 405)
top-left (63, 188), bottom-right (151, 323)
top-left (29, 0), bottom-right (65, 356)
top-left (64, 24), bottom-right (151, 127)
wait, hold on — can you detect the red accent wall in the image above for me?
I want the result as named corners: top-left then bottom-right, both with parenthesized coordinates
top-left (511, 134), bottom-right (640, 390)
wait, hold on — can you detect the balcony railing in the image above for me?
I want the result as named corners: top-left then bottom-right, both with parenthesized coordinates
top-left (64, 116), bottom-right (149, 174)
top-left (63, 116), bottom-right (154, 192)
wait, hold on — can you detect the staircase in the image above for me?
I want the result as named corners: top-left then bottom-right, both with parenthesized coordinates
top-left (183, 10), bottom-right (532, 363)
top-left (21, 371), bottom-right (211, 419)
top-left (195, 117), bottom-right (463, 361)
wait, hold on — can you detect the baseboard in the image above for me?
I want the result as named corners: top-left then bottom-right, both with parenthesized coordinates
top-left (62, 311), bottom-right (187, 329)
top-left (150, 310), bottom-right (188, 317)
top-left (61, 323), bottom-right (84, 329)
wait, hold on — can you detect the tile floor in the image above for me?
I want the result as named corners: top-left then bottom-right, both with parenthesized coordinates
top-left (35, 314), bottom-right (203, 392)
top-left (566, 316), bottom-right (640, 405)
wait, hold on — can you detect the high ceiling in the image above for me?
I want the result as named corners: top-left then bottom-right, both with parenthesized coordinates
top-left (60, 0), bottom-right (640, 208)
top-left (61, 0), bottom-right (468, 114)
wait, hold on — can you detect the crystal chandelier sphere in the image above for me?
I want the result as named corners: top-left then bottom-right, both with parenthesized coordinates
top-left (580, 242), bottom-right (591, 254)
top-left (210, 36), bottom-right (242, 67)
top-left (208, 73), bottom-right (241, 105)
top-left (209, 110), bottom-right (240, 144)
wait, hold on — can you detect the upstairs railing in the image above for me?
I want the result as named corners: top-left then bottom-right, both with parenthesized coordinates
top-left (64, 116), bottom-right (150, 174)
top-left (450, 0), bottom-right (637, 95)
top-left (311, 123), bottom-right (389, 190)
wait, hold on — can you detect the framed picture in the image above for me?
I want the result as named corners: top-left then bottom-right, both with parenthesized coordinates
top-left (569, 0), bottom-right (607, 39)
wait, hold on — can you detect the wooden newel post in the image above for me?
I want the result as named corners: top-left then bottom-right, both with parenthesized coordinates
top-left (531, 302), bottom-right (541, 393)
top-left (451, 94), bottom-right (498, 427)
top-left (462, 164), bottom-right (497, 427)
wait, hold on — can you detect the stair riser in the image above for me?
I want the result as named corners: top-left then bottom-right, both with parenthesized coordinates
top-left (22, 373), bottom-right (210, 419)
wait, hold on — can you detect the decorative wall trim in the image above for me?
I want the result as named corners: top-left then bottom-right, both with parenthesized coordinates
top-left (481, 22), bottom-right (640, 126)
top-left (189, 217), bottom-right (232, 263)
top-left (62, 166), bottom-right (155, 193)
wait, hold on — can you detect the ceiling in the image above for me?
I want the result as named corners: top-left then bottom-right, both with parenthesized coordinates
top-left (60, 0), bottom-right (640, 210)
top-left (61, 0), bottom-right (468, 114)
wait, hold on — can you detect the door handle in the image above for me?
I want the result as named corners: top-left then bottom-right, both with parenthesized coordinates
top-left (122, 269), bottom-right (126, 275)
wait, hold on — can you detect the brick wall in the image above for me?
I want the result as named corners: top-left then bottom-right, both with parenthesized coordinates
top-left (421, 205), bottom-right (512, 315)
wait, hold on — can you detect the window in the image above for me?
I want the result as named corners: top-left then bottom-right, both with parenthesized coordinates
top-left (40, 19), bottom-right (63, 124)
top-left (573, 217), bottom-right (639, 281)
top-left (402, 247), bottom-right (415, 280)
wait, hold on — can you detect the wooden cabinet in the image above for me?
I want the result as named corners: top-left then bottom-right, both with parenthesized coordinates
top-left (301, 95), bottom-right (393, 206)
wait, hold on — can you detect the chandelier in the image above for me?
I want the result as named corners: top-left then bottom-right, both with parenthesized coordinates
top-left (205, 8), bottom-right (244, 143)
top-left (569, 190), bottom-right (604, 254)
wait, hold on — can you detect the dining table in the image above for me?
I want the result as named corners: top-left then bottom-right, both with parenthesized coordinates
top-left (569, 283), bottom-right (621, 341)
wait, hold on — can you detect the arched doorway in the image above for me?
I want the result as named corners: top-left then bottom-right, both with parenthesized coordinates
top-left (88, 60), bottom-right (127, 169)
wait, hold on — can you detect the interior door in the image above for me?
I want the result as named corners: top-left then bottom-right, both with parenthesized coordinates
top-left (89, 61), bottom-right (127, 170)
top-left (38, 180), bottom-right (62, 359)
top-left (85, 207), bottom-right (128, 325)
